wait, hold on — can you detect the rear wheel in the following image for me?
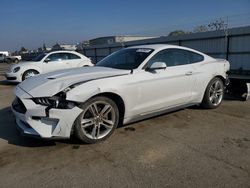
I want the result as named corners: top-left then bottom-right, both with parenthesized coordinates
top-left (14, 58), bottom-right (19, 64)
top-left (201, 77), bottom-right (224, 109)
top-left (22, 70), bottom-right (39, 81)
top-left (74, 96), bottom-right (119, 144)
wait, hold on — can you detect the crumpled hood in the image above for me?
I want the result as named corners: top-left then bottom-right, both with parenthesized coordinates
top-left (18, 66), bottom-right (129, 97)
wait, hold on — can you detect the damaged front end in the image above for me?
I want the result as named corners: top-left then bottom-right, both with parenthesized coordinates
top-left (12, 85), bottom-right (83, 139)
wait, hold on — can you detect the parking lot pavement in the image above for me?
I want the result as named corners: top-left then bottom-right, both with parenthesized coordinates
top-left (0, 63), bottom-right (249, 188)
top-left (0, 63), bottom-right (10, 76)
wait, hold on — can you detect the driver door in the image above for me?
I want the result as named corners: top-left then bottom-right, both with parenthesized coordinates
top-left (43, 53), bottom-right (72, 73)
top-left (131, 48), bottom-right (195, 116)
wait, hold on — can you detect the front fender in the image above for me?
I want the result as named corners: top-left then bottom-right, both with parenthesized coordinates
top-left (21, 65), bottom-right (42, 75)
top-left (66, 81), bottom-right (126, 104)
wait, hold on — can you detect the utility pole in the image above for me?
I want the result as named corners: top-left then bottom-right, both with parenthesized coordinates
top-left (224, 16), bottom-right (229, 60)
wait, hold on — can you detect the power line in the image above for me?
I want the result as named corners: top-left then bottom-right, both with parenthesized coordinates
top-left (121, 12), bottom-right (250, 36)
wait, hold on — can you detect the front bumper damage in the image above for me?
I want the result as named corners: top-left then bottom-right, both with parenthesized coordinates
top-left (12, 86), bottom-right (83, 139)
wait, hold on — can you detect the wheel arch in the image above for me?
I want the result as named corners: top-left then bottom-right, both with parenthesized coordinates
top-left (198, 75), bottom-right (226, 104)
top-left (214, 75), bottom-right (226, 85)
top-left (21, 65), bottom-right (42, 75)
top-left (91, 92), bottom-right (125, 126)
top-left (22, 68), bottom-right (40, 81)
top-left (23, 68), bottom-right (40, 73)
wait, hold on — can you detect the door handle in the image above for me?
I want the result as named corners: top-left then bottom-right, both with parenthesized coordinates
top-left (185, 71), bottom-right (193, 76)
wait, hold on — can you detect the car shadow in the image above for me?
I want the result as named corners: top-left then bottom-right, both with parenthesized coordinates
top-left (0, 93), bottom-right (245, 148)
top-left (0, 80), bottom-right (17, 86)
top-left (223, 94), bottom-right (246, 101)
top-left (0, 106), bottom-right (58, 147)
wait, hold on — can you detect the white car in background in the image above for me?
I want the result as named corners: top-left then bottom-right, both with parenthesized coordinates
top-left (5, 51), bottom-right (92, 82)
top-left (12, 44), bottom-right (230, 143)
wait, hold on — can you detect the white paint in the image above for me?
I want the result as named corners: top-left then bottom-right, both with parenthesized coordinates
top-left (5, 51), bottom-right (93, 82)
top-left (12, 44), bottom-right (230, 139)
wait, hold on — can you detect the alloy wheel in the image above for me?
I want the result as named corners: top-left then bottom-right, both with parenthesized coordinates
top-left (24, 71), bottom-right (37, 79)
top-left (209, 80), bottom-right (223, 106)
top-left (80, 101), bottom-right (116, 140)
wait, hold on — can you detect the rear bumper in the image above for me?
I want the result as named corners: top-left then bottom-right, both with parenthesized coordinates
top-left (225, 75), bottom-right (230, 86)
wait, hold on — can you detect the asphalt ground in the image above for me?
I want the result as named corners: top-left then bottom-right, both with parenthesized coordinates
top-left (0, 63), bottom-right (249, 188)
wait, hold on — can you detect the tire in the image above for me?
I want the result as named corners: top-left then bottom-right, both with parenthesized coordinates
top-left (201, 77), bottom-right (224, 109)
top-left (22, 70), bottom-right (39, 81)
top-left (74, 96), bottom-right (119, 144)
top-left (14, 59), bottom-right (19, 64)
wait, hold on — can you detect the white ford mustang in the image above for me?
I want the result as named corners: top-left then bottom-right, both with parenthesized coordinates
top-left (12, 44), bottom-right (230, 143)
top-left (5, 51), bottom-right (92, 82)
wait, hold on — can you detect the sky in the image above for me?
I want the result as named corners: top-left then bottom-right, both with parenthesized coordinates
top-left (0, 0), bottom-right (250, 52)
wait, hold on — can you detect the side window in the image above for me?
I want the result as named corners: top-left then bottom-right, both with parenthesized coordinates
top-left (47, 53), bottom-right (61, 62)
top-left (147, 49), bottom-right (189, 67)
top-left (170, 49), bottom-right (189, 66)
top-left (47, 53), bottom-right (69, 62)
top-left (59, 53), bottom-right (70, 60)
top-left (147, 50), bottom-right (172, 67)
top-left (188, 51), bottom-right (204, 63)
top-left (68, 53), bottom-right (81, 60)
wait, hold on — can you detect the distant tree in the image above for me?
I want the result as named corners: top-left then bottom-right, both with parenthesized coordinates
top-left (208, 19), bottom-right (227, 31)
top-left (193, 25), bottom-right (208, 33)
top-left (20, 47), bottom-right (27, 52)
top-left (168, 30), bottom-right (187, 36)
top-left (38, 47), bottom-right (43, 52)
top-left (19, 47), bottom-right (28, 54)
top-left (82, 40), bottom-right (89, 47)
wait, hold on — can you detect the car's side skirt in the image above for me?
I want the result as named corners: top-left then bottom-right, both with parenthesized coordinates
top-left (123, 102), bottom-right (200, 125)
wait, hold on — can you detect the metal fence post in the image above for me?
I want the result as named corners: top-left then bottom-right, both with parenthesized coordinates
top-left (83, 48), bottom-right (86, 55)
top-left (226, 35), bottom-right (230, 60)
top-left (94, 48), bottom-right (97, 63)
top-left (178, 40), bottom-right (182, 46)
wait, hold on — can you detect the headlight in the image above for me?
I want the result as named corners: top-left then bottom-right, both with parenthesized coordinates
top-left (32, 83), bottom-right (85, 109)
top-left (32, 97), bottom-right (77, 109)
top-left (13, 67), bottom-right (20, 73)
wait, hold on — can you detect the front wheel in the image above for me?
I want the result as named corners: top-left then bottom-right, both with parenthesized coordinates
top-left (22, 70), bottom-right (39, 81)
top-left (74, 96), bottom-right (119, 144)
top-left (201, 77), bottom-right (224, 109)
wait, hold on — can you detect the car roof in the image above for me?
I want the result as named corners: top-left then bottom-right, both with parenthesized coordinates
top-left (127, 44), bottom-right (212, 58)
top-left (46, 50), bottom-right (89, 60)
top-left (127, 44), bottom-right (180, 50)
top-left (49, 50), bottom-right (79, 54)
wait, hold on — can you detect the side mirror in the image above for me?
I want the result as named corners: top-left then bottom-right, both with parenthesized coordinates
top-left (44, 58), bottom-right (50, 63)
top-left (147, 62), bottom-right (167, 71)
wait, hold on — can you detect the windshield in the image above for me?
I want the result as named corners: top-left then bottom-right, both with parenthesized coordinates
top-left (32, 53), bottom-right (47, 62)
top-left (96, 48), bottom-right (154, 70)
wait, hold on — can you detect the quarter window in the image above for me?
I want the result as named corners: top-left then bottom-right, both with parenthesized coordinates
top-left (68, 53), bottom-right (81, 59)
top-left (188, 51), bottom-right (204, 63)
